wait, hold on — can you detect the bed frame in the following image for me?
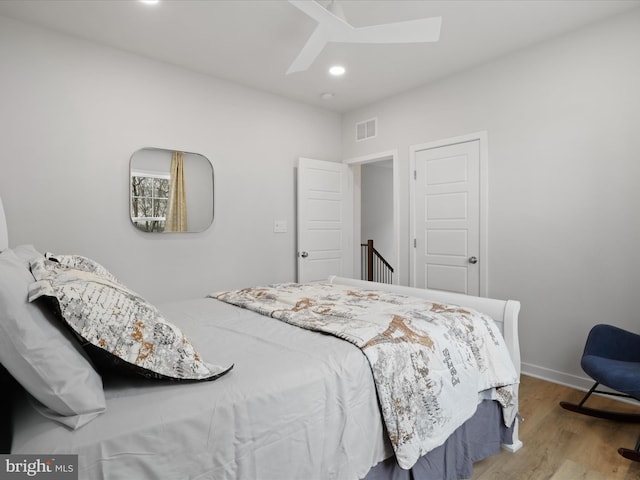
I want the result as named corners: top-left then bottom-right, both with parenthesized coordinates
top-left (0, 195), bottom-right (7, 251)
top-left (1, 195), bottom-right (12, 453)
top-left (0, 194), bottom-right (522, 459)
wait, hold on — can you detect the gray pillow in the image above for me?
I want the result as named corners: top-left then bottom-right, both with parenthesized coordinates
top-left (13, 244), bottom-right (45, 268)
top-left (29, 255), bottom-right (232, 382)
top-left (0, 248), bottom-right (106, 429)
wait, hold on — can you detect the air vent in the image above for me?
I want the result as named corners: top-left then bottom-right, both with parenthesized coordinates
top-left (356, 118), bottom-right (377, 141)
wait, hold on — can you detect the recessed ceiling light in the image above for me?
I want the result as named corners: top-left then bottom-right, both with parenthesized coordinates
top-left (320, 92), bottom-right (334, 100)
top-left (140, 0), bottom-right (159, 5)
top-left (329, 65), bottom-right (346, 76)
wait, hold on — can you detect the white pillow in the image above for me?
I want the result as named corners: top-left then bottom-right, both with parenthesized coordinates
top-left (0, 248), bottom-right (106, 429)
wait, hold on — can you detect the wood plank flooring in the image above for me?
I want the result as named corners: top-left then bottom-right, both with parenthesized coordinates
top-left (472, 375), bottom-right (640, 480)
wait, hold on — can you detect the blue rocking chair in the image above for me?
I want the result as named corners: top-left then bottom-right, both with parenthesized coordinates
top-left (560, 324), bottom-right (640, 461)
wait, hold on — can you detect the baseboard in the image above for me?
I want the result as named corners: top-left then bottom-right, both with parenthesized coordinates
top-left (520, 362), bottom-right (593, 391)
top-left (521, 362), bottom-right (640, 406)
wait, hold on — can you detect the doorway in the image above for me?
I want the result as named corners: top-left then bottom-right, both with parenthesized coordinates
top-left (344, 150), bottom-right (399, 284)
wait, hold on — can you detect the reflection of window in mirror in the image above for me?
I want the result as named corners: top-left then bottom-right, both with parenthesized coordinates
top-left (129, 148), bottom-right (214, 233)
top-left (131, 170), bottom-right (170, 232)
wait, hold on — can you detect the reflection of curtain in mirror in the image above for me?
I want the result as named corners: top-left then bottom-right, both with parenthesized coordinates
top-left (165, 151), bottom-right (187, 232)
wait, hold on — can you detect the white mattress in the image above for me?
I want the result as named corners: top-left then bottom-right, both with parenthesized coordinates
top-left (11, 298), bottom-right (391, 480)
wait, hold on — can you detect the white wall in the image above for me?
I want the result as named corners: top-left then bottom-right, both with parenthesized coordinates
top-left (0, 16), bottom-right (342, 303)
top-left (361, 162), bottom-right (394, 266)
top-left (342, 9), bottom-right (640, 387)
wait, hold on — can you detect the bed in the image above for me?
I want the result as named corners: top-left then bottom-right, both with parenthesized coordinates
top-left (0, 194), bottom-right (522, 480)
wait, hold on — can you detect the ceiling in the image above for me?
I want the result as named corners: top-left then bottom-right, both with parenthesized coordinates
top-left (1, 0), bottom-right (638, 113)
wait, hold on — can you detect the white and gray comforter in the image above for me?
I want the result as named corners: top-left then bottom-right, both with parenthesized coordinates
top-left (213, 282), bottom-right (519, 469)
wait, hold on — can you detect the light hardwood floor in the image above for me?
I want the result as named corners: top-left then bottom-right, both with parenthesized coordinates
top-left (472, 375), bottom-right (640, 480)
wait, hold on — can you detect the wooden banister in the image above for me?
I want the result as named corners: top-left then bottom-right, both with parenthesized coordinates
top-left (361, 239), bottom-right (394, 284)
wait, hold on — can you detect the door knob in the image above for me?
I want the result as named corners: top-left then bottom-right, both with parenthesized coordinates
top-left (468, 256), bottom-right (478, 264)
top-left (300, 251), bottom-right (309, 258)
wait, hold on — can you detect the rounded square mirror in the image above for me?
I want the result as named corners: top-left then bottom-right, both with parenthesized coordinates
top-left (130, 148), bottom-right (213, 233)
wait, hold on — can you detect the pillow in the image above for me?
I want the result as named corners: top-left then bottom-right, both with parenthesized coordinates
top-left (13, 244), bottom-right (45, 268)
top-left (0, 248), bottom-right (106, 429)
top-left (29, 256), bottom-right (232, 382)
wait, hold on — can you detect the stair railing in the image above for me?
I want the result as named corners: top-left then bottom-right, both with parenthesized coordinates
top-left (360, 239), bottom-right (394, 284)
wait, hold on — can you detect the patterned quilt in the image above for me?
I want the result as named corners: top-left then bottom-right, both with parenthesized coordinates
top-left (211, 282), bottom-right (519, 469)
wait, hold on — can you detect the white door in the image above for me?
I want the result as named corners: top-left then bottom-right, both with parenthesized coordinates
top-left (297, 158), bottom-right (353, 282)
top-left (412, 140), bottom-right (481, 295)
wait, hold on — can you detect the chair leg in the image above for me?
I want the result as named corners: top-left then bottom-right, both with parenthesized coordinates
top-left (560, 382), bottom-right (640, 423)
top-left (562, 383), bottom-right (640, 461)
top-left (579, 382), bottom-right (599, 406)
top-left (618, 434), bottom-right (640, 462)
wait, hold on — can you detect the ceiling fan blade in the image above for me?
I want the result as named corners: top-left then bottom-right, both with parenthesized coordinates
top-left (286, 26), bottom-right (329, 75)
top-left (286, 1), bottom-right (441, 74)
top-left (345, 17), bottom-right (442, 44)
top-left (288, 0), bottom-right (351, 29)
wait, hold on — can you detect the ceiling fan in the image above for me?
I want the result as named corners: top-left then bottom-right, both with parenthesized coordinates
top-left (286, 0), bottom-right (442, 75)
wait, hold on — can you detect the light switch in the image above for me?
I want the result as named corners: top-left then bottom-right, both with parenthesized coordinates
top-left (273, 220), bottom-right (287, 233)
